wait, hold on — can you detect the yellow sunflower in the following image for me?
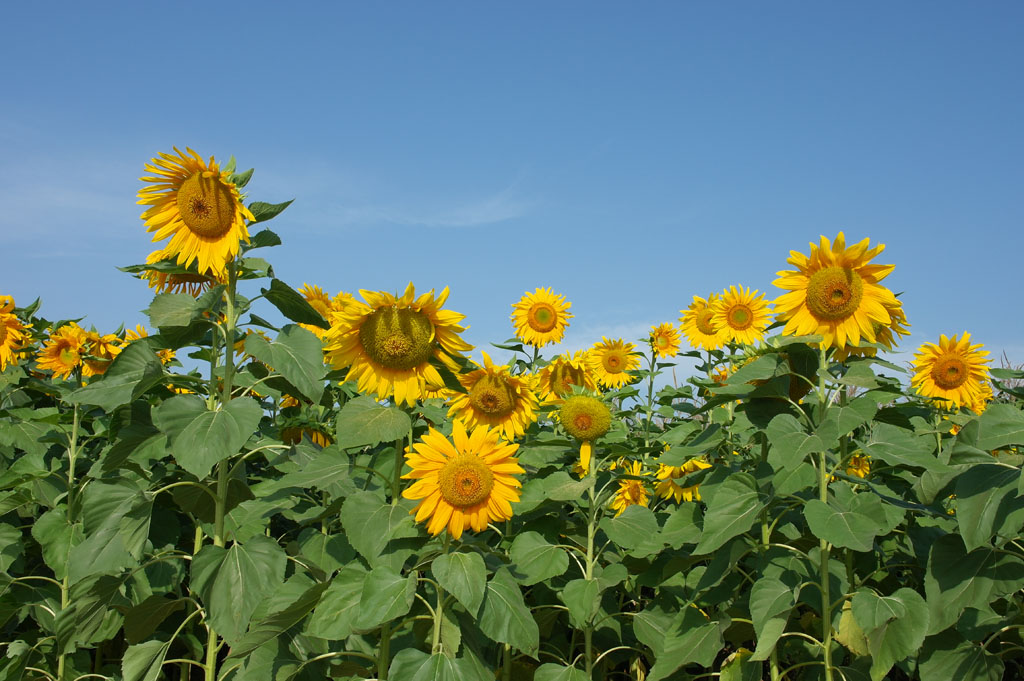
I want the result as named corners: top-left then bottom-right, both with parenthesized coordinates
top-left (655, 455), bottom-right (712, 503)
top-left (511, 288), bottom-right (573, 348)
top-left (537, 350), bottom-right (598, 404)
top-left (610, 460), bottom-right (650, 516)
top-left (965, 381), bottom-right (994, 415)
top-left (298, 284), bottom-right (334, 339)
top-left (0, 311), bottom-right (31, 372)
top-left (773, 233), bottom-right (900, 349)
top-left (143, 248), bottom-right (224, 296)
top-left (587, 337), bottom-right (640, 389)
top-left (402, 420), bottom-right (524, 539)
top-left (138, 147), bottom-right (254, 278)
top-left (911, 333), bottom-right (991, 410)
top-left (0, 296), bottom-right (14, 314)
top-left (833, 300), bottom-right (910, 361)
top-left (680, 294), bottom-right (729, 351)
top-left (82, 331), bottom-right (124, 378)
top-left (124, 325), bottom-right (176, 365)
top-left (712, 286), bottom-right (773, 346)
top-left (324, 283), bottom-right (472, 407)
top-left (559, 395), bottom-right (613, 473)
top-left (37, 323), bottom-right (89, 379)
top-left (650, 323), bottom-right (681, 359)
top-left (845, 453), bottom-right (871, 479)
top-left (447, 352), bottom-right (540, 440)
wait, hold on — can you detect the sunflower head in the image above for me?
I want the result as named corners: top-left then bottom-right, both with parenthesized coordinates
top-left (511, 287), bottom-right (573, 348)
top-left (845, 453), bottom-right (871, 479)
top-left (655, 455), bottom-right (712, 503)
top-left (650, 323), bottom-right (681, 359)
top-left (298, 284), bottom-right (334, 339)
top-left (138, 148), bottom-right (254, 278)
top-left (680, 293), bottom-right (728, 351)
top-left (447, 352), bottom-right (540, 440)
top-left (587, 337), bottom-right (640, 389)
top-left (538, 350), bottom-right (597, 403)
top-left (610, 460), bottom-right (650, 516)
top-left (81, 331), bottom-right (124, 378)
top-left (773, 233), bottom-right (899, 349)
top-left (36, 323), bottom-right (90, 379)
top-left (0, 310), bottom-right (31, 372)
top-left (559, 395), bottom-right (612, 443)
top-left (142, 248), bottom-right (225, 297)
top-left (911, 333), bottom-right (991, 410)
top-left (712, 286), bottom-right (773, 346)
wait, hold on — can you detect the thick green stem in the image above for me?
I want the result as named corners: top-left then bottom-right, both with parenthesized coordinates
top-left (377, 622), bottom-right (391, 679)
top-left (758, 437), bottom-right (781, 681)
top-left (502, 644), bottom-right (512, 681)
top-left (817, 346), bottom-right (834, 681)
top-left (56, 400), bottom-right (81, 681)
top-left (643, 346), bottom-right (656, 451)
top-left (584, 448), bottom-right (597, 677)
top-left (431, 533), bottom-right (451, 654)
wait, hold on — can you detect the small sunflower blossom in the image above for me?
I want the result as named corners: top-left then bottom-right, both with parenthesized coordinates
top-left (910, 333), bottom-right (991, 410)
top-left (36, 323), bottom-right (90, 379)
top-left (846, 453), bottom-right (871, 479)
top-left (510, 288), bottom-right (573, 348)
top-left (610, 460), bottom-right (650, 516)
top-left (402, 420), bottom-right (524, 540)
top-left (559, 394), bottom-right (613, 473)
top-left (773, 233), bottom-right (900, 350)
top-left (537, 350), bottom-right (598, 404)
top-left (446, 352), bottom-right (540, 441)
top-left (655, 455), bottom-right (712, 503)
top-left (712, 286), bottom-right (773, 346)
top-left (587, 337), bottom-right (641, 389)
top-left (298, 284), bottom-right (335, 339)
top-left (82, 330), bottom-right (124, 377)
top-left (650, 323), bottom-right (681, 359)
top-left (124, 325), bottom-right (176, 365)
top-left (680, 293), bottom-right (729, 351)
top-left (0, 301), bottom-right (32, 372)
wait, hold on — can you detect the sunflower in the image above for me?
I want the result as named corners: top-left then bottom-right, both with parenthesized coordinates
top-left (37, 323), bottom-right (89, 379)
top-left (712, 286), bottom-right (773, 346)
top-left (833, 300), bottom-right (910, 361)
top-left (446, 352), bottom-right (539, 440)
top-left (559, 395), bottom-right (612, 472)
top-left (511, 288), bottom-right (573, 348)
top-left (680, 294), bottom-right (729, 351)
top-left (82, 331), bottom-right (124, 377)
top-left (324, 283), bottom-right (472, 407)
top-left (0, 296), bottom-right (14, 314)
top-left (650, 323), bottom-right (681, 359)
top-left (0, 311), bottom-right (31, 372)
top-left (138, 147), bottom-right (254, 278)
top-left (143, 248), bottom-right (224, 296)
top-left (537, 351), bottom-right (598, 403)
top-left (296, 284), bottom-right (333, 339)
top-left (402, 420), bottom-right (524, 539)
top-left (124, 325), bottom-right (176, 365)
top-left (655, 455), bottom-right (712, 503)
top-left (911, 333), bottom-right (991, 410)
top-left (610, 460), bottom-right (650, 516)
top-left (845, 453), bottom-right (871, 479)
top-left (965, 380), bottom-right (994, 415)
top-left (773, 233), bottom-right (900, 349)
top-left (587, 337), bottom-right (640, 389)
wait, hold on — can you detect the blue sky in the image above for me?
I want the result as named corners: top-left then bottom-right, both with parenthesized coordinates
top-left (3, 2), bottom-right (1023, 374)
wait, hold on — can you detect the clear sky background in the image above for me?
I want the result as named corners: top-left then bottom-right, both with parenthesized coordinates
top-left (2, 2), bottom-right (1022, 376)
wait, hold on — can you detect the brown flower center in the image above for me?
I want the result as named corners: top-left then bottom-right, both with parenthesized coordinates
top-left (602, 351), bottom-right (625, 373)
top-left (468, 374), bottom-right (517, 417)
top-left (931, 356), bottom-right (968, 390)
top-left (806, 266), bottom-right (864, 322)
top-left (438, 455), bottom-right (494, 507)
top-left (727, 304), bottom-right (753, 330)
top-left (176, 173), bottom-right (237, 239)
top-left (696, 308), bottom-right (718, 335)
top-left (359, 307), bottom-right (435, 371)
top-left (528, 302), bottom-right (558, 332)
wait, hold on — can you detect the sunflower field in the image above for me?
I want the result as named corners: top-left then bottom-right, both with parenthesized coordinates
top-left (2, 149), bottom-right (1024, 681)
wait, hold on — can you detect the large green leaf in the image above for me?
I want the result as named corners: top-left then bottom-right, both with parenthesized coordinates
top-left (955, 464), bottom-right (1024, 551)
top-left (660, 503), bottom-right (702, 548)
top-left (248, 199), bottom-right (294, 225)
top-left (918, 629), bottom-right (1004, 681)
top-left (190, 535), bottom-right (287, 643)
top-left (67, 342), bottom-right (164, 411)
top-left (121, 640), bottom-right (169, 681)
top-left (123, 595), bottom-right (186, 645)
top-left (820, 396), bottom-right (878, 439)
top-left (804, 493), bottom-right (887, 553)
top-left (227, 581), bottom-right (329, 658)
top-left (560, 578), bottom-right (601, 628)
top-left (244, 325), bottom-right (326, 402)
top-left (973, 403), bottom-right (1024, 452)
top-left (306, 564), bottom-right (367, 640)
top-left (388, 649), bottom-right (486, 681)
top-left (433, 551), bottom-right (487, 613)
top-left (749, 576), bottom-right (798, 661)
top-left (335, 396), bottom-right (412, 449)
top-left (863, 422), bottom-right (948, 472)
top-left (766, 414), bottom-right (825, 471)
top-left (647, 608), bottom-right (724, 681)
top-left (509, 531), bottom-right (570, 586)
top-left (601, 504), bottom-right (659, 550)
top-left (355, 565), bottom-right (416, 630)
top-left (339, 492), bottom-right (419, 570)
top-left (693, 473), bottom-right (763, 555)
top-left (542, 471), bottom-right (595, 501)
top-left (261, 278), bottom-right (328, 328)
top-left (477, 567), bottom-right (539, 657)
top-left (146, 293), bottom-right (202, 328)
top-left (852, 588), bottom-right (929, 681)
top-left (156, 396), bottom-right (262, 479)
top-left (31, 508), bottom-right (82, 580)
top-left (534, 663), bottom-right (591, 681)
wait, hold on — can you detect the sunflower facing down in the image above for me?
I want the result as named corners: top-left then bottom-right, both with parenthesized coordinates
top-left (911, 333), bottom-right (991, 410)
top-left (402, 420), bottom-right (524, 539)
top-left (324, 283), bottom-right (473, 407)
top-left (680, 294), bottom-right (729, 351)
top-left (655, 455), bottom-right (712, 503)
top-left (142, 248), bottom-right (225, 297)
top-left (650, 323), bottom-right (681, 359)
top-left (511, 288), bottom-right (573, 348)
top-left (81, 331), bottom-right (124, 377)
top-left (588, 337), bottom-right (640, 389)
top-left (712, 286), bottom-right (773, 346)
top-left (298, 284), bottom-right (334, 339)
top-left (537, 350), bottom-right (598, 403)
top-left (447, 352), bottom-right (540, 440)
top-left (773, 233), bottom-right (900, 349)
top-left (138, 147), bottom-right (255, 278)
top-left (610, 460), bottom-right (650, 516)
top-left (36, 323), bottom-right (90, 379)
top-left (559, 395), bottom-right (613, 473)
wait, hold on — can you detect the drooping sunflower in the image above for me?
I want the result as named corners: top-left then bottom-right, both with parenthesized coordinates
top-left (82, 331), bottom-right (124, 377)
top-left (36, 323), bottom-right (89, 379)
top-left (773, 233), bottom-right (900, 349)
top-left (680, 294), bottom-right (729, 351)
top-left (833, 299), bottom-right (910, 361)
top-left (138, 147), bottom-right (254, 278)
top-left (324, 283), bottom-right (472, 407)
top-left (712, 286), bottom-right (773, 346)
top-left (124, 325), bottom-right (176, 365)
top-left (559, 395), bottom-right (613, 473)
top-left (911, 333), bottom-right (991, 410)
top-left (142, 248), bottom-right (224, 296)
top-left (0, 310), bottom-right (31, 372)
top-left (655, 455), bottom-right (712, 503)
top-left (447, 352), bottom-right (540, 440)
top-left (402, 420), bottom-right (524, 539)
top-left (610, 460), bottom-right (650, 516)
top-left (650, 323), bottom-right (681, 359)
top-left (587, 337), bottom-right (640, 389)
top-left (511, 288), bottom-right (573, 348)
top-left (537, 350), bottom-right (598, 404)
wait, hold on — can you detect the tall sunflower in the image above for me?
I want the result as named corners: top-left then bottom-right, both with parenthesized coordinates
top-left (712, 286), bottom-right (773, 346)
top-left (138, 148), bottom-right (254, 278)
top-left (559, 395), bottom-right (612, 472)
top-left (82, 331), bottom-right (124, 377)
top-left (773, 233), bottom-right (899, 349)
top-left (0, 310), bottom-right (30, 372)
top-left (610, 460), bottom-right (650, 516)
top-left (588, 337), bottom-right (640, 389)
top-left (650, 323), bottom-right (681, 359)
top-left (655, 455), bottom-right (712, 503)
top-left (37, 323), bottom-right (89, 379)
top-left (511, 288), bottom-right (573, 348)
top-left (680, 294), bottom-right (728, 351)
top-left (324, 283), bottom-right (472, 406)
top-left (142, 248), bottom-right (224, 296)
top-left (537, 350), bottom-right (598, 403)
top-left (402, 420), bottom-right (524, 539)
top-left (447, 352), bottom-right (540, 440)
top-left (911, 333), bottom-right (991, 410)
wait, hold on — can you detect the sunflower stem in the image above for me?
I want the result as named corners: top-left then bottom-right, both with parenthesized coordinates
top-left (431, 533), bottom-right (451, 654)
top-left (759, 435), bottom-right (781, 681)
top-left (643, 344), bottom-right (656, 452)
top-left (377, 621), bottom-right (392, 679)
top-left (56, 393), bottom-right (81, 681)
top-left (584, 445), bottom-right (598, 677)
top-left (817, 345), bottom-right (835, 681)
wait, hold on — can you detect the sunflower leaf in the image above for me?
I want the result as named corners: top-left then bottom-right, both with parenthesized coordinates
top-left (244, 325), bottom-right (326, 403)
top-left (261, 278), bottom-right (329, 329)
top-left (248, 199), bottom-right (293, 224)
